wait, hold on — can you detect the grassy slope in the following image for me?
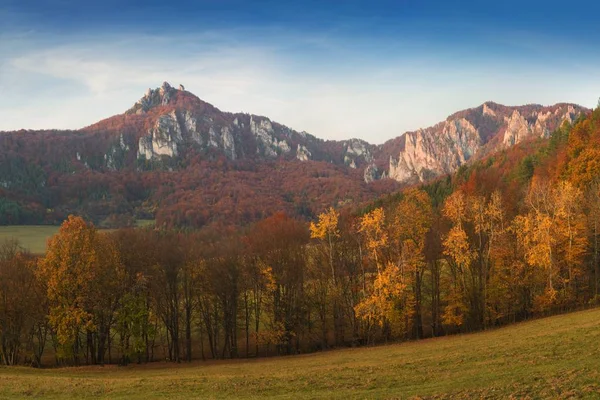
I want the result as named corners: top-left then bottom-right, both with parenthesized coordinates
top-left (2, 309), bottom-right (600, 399)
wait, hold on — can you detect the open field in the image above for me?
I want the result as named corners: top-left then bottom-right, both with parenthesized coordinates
top-left (1, 309), bottom-right (600, 399)
top-left (0, 225), bottom-right (59, 254)
top-left (0, 220), bottom-right (155, 254)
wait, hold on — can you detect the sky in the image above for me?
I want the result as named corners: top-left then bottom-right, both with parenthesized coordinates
top-left (1, 0), bottom-right (600, 143)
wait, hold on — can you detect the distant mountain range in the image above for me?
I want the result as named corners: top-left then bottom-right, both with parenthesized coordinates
top-left (0, 82), bottom-right (587, 228)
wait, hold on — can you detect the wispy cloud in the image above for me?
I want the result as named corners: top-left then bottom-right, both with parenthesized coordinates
top-left (1, 28), bottom-right (599, 142)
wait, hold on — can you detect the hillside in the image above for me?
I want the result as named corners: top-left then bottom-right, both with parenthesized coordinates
top-left (0, 82), bottom-right (586, 228)
top-left (2, 308), bottom-right (599, 399)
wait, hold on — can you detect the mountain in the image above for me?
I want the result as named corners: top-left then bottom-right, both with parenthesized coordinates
top-left (0, 82), bottom-right (588, 228)
top-left (86, 82), bottom-right (379, 180)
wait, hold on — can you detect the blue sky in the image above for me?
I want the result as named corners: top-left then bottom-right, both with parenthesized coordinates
top-left (1, 0), bottom-right (600, 143)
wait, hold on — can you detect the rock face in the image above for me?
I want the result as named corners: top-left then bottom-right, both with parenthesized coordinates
top-left (344, 139), bottom-right (373, 166)
top-left (388, 118), bottom-right (480, 182)
top-left (381, 102), bottom-right (584, 184)
top-left (138, 111), bottom-right (182, 159)
top-left (363, 163), bottom-right (379, 183)
top-left (130, 82), bottom-right (180, 115)
top-left (128, 84), bottom-right (318, 163)
top-left (296, 144), bottom-right (311, 161)
top-left (250, 116), bottom-right (291, 157)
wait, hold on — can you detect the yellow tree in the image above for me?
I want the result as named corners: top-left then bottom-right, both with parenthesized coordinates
top-left (442, 190), bottom-right (474, 328)
top-left (393, 189), bottom-right (432, 338)
top-left (469, 191), bottom-right (506, 328)
top-left (40, 216), bottom-right (123, 364)
top-left (482, 191), bottom-right (509, 324)
top-left (513, 209), bottom-right (555, 310)
top-left (358, 207), bottom-right (388, 274)
top-left (553, 181), bottom-right (588, 300)
top-left (356, 193), bottom-right (432, 340)
top-left (355, 207), bottom-right (389, 341)
top-left (40, 216), bottom-right (97, 362)
top-left (514, 179), bottom-right (588, 311)
top-left (586, 180), bottom-right (600, 297)
top-left (354, 261), bottom-right (410, 338)
top-left (310, 207), bottom-right (344, 344)
top-left (310, 207), bottom-right (340, 283)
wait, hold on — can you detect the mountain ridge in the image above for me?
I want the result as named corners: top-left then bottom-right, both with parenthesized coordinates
top-left (72, 81), bottom-right (587, 184)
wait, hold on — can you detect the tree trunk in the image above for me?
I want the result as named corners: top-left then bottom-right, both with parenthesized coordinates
top-left (185, 304), bottom-right (192, 362)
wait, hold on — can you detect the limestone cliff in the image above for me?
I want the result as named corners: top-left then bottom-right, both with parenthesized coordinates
top-left (380, 102), bottom-right (584, 184)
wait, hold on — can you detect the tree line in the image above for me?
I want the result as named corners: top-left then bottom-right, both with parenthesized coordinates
top-left (1, 107), bottom-right (600, 367)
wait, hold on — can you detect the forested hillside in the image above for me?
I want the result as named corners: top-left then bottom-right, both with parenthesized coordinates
top-left (1, 104), bottom-right (599, 367)
top-left (0, 83), bottom-right (584, 229)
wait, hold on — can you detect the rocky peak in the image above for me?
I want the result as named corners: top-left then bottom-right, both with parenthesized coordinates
top-left (502, 105), bottom-right (580, 147)
top-left (503, 110), bottom-right (531, 146)
top-left (344, 139), bottom-right (373, 163)
top-left (159, 81), bottom-right (171, 94)
top-left (127, 82), bottom-right (186, 115)
top-left (482, 102), bottom-right (496, 117)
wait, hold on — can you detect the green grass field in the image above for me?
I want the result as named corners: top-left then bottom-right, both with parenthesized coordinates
top-left (0, 220), bottom-right (155, 255)
top-left (1, 308), bottom-right (600, 399)
top-left (0, 225), bottom-right (59, 254)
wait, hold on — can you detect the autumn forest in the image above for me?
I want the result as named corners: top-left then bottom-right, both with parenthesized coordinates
top-left (1, 106), bottom-right (600, 368)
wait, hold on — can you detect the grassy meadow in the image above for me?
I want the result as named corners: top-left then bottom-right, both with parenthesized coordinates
top-left (1, 308), bottom-right (600, 399)
top-left (0, 225), bottom-right (59, 254)
top-left (0, 220), bottom-right (155, 254)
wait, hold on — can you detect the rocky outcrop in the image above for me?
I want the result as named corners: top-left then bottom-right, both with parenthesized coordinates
top-left (182, 111), bottom-right (202, 145)
top-left (207, 126), bottom-right (236, 159)
top-left (503, 106), bottom-right (577, 146)
top-left (129, 82), bottom-right (182, 115)
top-left (127, 84), bottom-right (326, 163)
top-left (137, 111), bottom-right (182, 159)
top-left (105, 133), bottom-right (130, 170)
top-left (363, 163), bottom-right (379, 183)
top-left (250, 116), bottom-right (291, 157)
top-left (221, 127), bottom-right (236, 160)
top-left (343, 139), bottom-right (373, 166)
top-left (503, 110), bottom-right (532, 146)
top-left (388, 118), bottom-right (480, 183)
top-left (296, 144), bottom-right (311, 161)
top-left (383, 102), bottom-right (585, 184)
top-left (482, 103), bottom-right (496, 117)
